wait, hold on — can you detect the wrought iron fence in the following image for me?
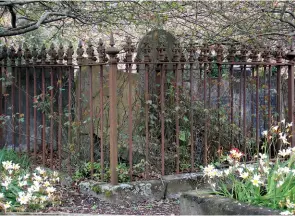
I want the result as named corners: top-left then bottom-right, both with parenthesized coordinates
top-left (0, 34), bottom-right (294, 185)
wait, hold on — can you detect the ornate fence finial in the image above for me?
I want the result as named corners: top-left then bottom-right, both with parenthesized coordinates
top-left (23, 43), bottom-right (32, 65)
top-left (157, 42), bottom-right (165, 62)
top-left (172, 41), bottom-right (180, 62)
top-left (77, 40), bottom-right (84, 65)
top-left (227, 44), bottom-right (236, 62)
top-left (48, 43), bottom-right (57, 64)
top-left (32, 44), bottom-right (38, 64)
top-left (275, 43), bottom-right (284, 63)
top-left (215, 43), bottom-right (224, 63)
top-left (1, 45), bottom-right (8, 65)
top-left (17, 43), bottom-right (22, 66)
top-left (65, 42), bottom-right (73, 65)
top-left (39, 44), bottom-right (47, 64)
top-left (123, 37), bottom-right (135, 63)
top-left (286, 38), bottom-right (295, 63)
top-left (9, 45), bottom-right (16, 66)
top-left (143, 41), bottom-right (151, 63)
top-left (57, 43), bottom-right (64, 64)
top-left (202, 43), bottom-right (209, 62)
top-left (187, 40), bottom-right (195, 62)
top-left (86, 41), bottom-right (96, 62)
top-left (97, 38), bottom-right (108, 63)
top-left (240, 44), bottom-right (248, 62)
top-left (106, 32), bottom-right (119, 64)
top-left (262, 46), bottom-right (271, 62)
top-left (250, 45), bottom-right (259, 62)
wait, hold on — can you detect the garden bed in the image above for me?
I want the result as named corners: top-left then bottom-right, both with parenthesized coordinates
top-left (180, 189), bottom-right (281, 215)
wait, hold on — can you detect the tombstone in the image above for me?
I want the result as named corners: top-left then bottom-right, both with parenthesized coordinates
top-left (136, 29), bottom-right (179, 97)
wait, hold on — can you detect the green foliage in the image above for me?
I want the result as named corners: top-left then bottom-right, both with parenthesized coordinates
top-left (73, 161), bottom-right (145, 183)
top-left (203, 120), bottom-right (295, 214)
top-left (0, 149), bottom-right (30, 171)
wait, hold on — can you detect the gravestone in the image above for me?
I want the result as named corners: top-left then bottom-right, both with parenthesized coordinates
top-left (136, 29), bottom-right (179, 97)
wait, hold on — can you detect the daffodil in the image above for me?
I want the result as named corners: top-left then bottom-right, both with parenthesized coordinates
top-left (0, 193), bottom-right (4, 199)
top-left (240, 172), bottom-right (249, 179)
top-left (251, 174), bottom-right (262, 187)
top-left (262, 130), bottom-right (268, 137)
top-left (46, 186), bottom-right (56, 194)
top-left (278, 149), bottom-right (292, 157)
top-left (3, 201), bottom-right (11, 210)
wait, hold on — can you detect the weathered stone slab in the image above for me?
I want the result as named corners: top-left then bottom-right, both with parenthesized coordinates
top-left (180, 190), bottom-right (281, 215)
top-left (163, 173), bottom-right (206, 199)
top-left (79, 179), bottom-right (166, 204)
top-left (78, 172), bottom-right (208, 204)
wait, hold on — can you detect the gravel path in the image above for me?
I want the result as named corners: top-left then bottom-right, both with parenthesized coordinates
top-left (43, 187), bottom-right (180, 215)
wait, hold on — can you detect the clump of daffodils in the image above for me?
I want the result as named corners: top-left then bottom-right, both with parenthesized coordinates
top-left (202, 121), bottom-right (295, 215)
top-left (0, 161), bottom-right (60, 212)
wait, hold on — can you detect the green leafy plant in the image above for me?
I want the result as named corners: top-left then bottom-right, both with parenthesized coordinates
top-left (202, 120), bottom-right (295, 215)
top-left (0, 149), bottom-right (30, 171)
top-left (0, 162), bottom-right (60, 212)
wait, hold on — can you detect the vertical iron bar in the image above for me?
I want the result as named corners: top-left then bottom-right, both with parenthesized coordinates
top-left (89, 65), bottom-right (94, 178)
top-left (190, 63), bottom-right (194, 171)
top-left (42, 66), bottom-right (46, 166)
top-left (68, 66), bottom-right (72, 174)
top-left (243, 65), bottom-right (246, 156)
top-left (18, 67), bottom-right (21, 152)
top-left (100, 65), bottom-right (104, 181)
top-left (175, 63), bottom-right (180, 174)
top-left (268, 65), bottom-right (272, 129)
top-left (161, 63), bottom-right (165, 176)
top-left (50, 67), bottom-right (54, 169)
top-left (58, 67), bottom-right (62, 169)
top-left (276, 66), bottom-right (282, 123)
top-left (109, 61), bottom-right (118, 185)
top-left (203, 62), bottom-right (208, 165)
top-left (144, 63), bottom-right (149, 178)
top-left (288, 64), bottom-right (295, 147)
top-left (128, 63), bottom-right (133, 181)
top-left (256, 65), bottom-right (260, 154)
top-left (12, 66), bottom-right (15, 150)
top-left (26, 66), bottom-right (30, 154)
top-left (33, 67), bottom-right (37, 159)
top-left (77, 66), bottom-right (82, 158)
top-left (217, 63), bottom-right (221, 158)
top-left (230, 64), bottom-right (234, 149)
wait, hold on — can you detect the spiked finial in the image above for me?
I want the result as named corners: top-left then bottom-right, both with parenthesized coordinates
top-left (77, 40), bottom-right (84, 65)
top-left (17, 43), bottom-right (22, 65)
top-left (23, 43), bottom-right (32, 65)
top-left (187, 40), bottom-right (195, 62)
top-left (9, 45), bottom-right (16, 66)
top-left (106, 32), bottom-right (119, 64)
top-left (32, 44), bottom-right (38, 64)
top-left (57, 43), bottom-right (64, 64)
top-left (172, 41), bottom-right (180, 62)
top-left (86, 40), bottom-right (96, 62)
top-left (215, 43), bottom-right (224, 63)
top-left (97, 39), bottom-right (108, 63)
top-left (123, 37), bottom-right (135, 62)
top-left (39, 44), bottom-right (47, 64)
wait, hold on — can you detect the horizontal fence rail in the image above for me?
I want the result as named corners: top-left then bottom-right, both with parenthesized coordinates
top-left (0, 34), bottom-right (295, 184)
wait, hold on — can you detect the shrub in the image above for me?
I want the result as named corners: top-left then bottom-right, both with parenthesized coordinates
top-left (0, 161), bottom-right (60, 212)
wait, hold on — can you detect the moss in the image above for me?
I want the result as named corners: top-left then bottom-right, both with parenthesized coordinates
top-left (92, 184), bottom-right (102, 194)
top-left (104, 190), bottom-right (113, 198)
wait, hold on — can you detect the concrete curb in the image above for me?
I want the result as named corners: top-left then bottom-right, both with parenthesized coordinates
top-left (180, 190), bottom-right (281, 215)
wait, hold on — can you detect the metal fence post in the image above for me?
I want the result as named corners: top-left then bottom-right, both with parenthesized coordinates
top-left (106, 33), bottom-right (119, 185)
top-left (287, 40), bottom-right (295, 147)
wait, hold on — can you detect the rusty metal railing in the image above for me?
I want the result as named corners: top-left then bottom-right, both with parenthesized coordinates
top-left (0, 35), bottom-right (295, 185)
